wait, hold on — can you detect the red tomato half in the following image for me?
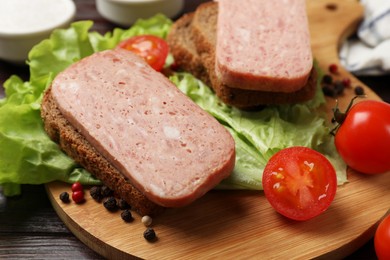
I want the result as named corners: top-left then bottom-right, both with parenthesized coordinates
top-left (334, 100), bottom-right (390, 174)
top-left (117, 35), bottom-right (169, 71)
top-left (262, 147), bottom-right (337, 221)
top-left (375, 214), bottom-right (390, 260)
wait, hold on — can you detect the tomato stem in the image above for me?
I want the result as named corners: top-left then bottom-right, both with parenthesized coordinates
top-left (330, 95), bottom-right (365, 136)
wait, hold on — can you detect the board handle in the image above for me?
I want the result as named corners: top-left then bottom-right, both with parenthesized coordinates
top-left (307, 0), bottom-right (382, 114)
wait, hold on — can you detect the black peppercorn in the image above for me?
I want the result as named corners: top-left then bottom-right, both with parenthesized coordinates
top-left (334, 80), bottom-right (345, 95)
top-left (143, 228), bottom-right (157, 242)
top-left (101, 185), bottom-right (113, 197)
top-left (322, 85), bottom-right (336, 97)
top-left (90, 186), bottom-right (103, 202)
top-left (118, 198), bottom-right (131, 210)
top-left (354, 86), bottom-right (365, 96)
top-left (59, 192), bottom-right (70, 203)
top-left (103, 196), bottom-right (117, 212)
top-left (322, 74), bottom-right (333, 84)
top-left (121, 209), bottom-right (134, 222)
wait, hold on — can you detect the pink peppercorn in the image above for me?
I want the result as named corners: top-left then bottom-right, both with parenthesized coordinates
top-left (329, 64), bottom-right (338, 74)
top-left (342, 78), bottom-right (351, 87)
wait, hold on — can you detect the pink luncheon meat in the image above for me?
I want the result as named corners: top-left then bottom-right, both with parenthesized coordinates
top-left (216, 0), bottom-right (313, 92)
top-left (50, 49), bottom-right (235, 207)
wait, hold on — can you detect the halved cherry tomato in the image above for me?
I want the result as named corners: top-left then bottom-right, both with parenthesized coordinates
top-left (117, 35), bottom-right (169, 72)
top-left (262, 147), bottom-right (337, 221)
top-left (375, 214), bottom-right (390, 260)
top-left (333, 99), bottom-right (390, 174)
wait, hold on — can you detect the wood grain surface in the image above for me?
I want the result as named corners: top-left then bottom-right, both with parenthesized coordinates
top-left (46, 0), bottom-right (390, 259)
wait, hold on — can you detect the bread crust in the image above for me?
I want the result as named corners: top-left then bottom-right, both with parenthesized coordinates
top-left (167, 12), bottom-right (211, 86)
top-left (168, 2), bottom-right (317, 109)
top-left (41, 87), bottom-right (163, 216)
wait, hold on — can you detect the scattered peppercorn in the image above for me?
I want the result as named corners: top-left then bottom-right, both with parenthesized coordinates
top-left (118, 198), bottom-right (131, 210)
top-left (354, 86), bottom-right (365, 95)
top-left (322, 74), bottom-right (333, 84)
top-left (322, 85), bottom-right (337, 97)
top-left (141, 215), bottom-right (153, 227)
top-left (321, 71), bottom-right (351, 98)
top-left (71, 181), bottom-right (83, 192)
top-left (121, 209), bottom-right (134, 222)
top-left (333, 80), bottom-right (345, 95)
top-left (90, 186), bottom-right (103, 202)
top-left (101, 185), bottom-right (113, 197)
top-left (103, 196), bottom-right (118, 212)
top-left (342, 77), bottom-right (351, 87)
top-left (59, 191), bottom-right (70, 203)
top-left (143, 228), bottom-right (157, 242)
top-left (72, 190), bottom-right (85, 204)
top-left (329, 63), bottom-right (338, 74)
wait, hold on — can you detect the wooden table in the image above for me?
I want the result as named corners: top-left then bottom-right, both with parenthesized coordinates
top-left (1, 0), bottom-right (389, 258)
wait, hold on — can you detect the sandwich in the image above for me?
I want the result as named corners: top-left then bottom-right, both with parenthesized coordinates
top-left (167, 1), bottom-right (317, 109)
top-left (41, 1), bottom-right (317, 215)
top-left (1, 3), bottom-right (346, 209)
top-left (40, 48), bottom-right (236, 216)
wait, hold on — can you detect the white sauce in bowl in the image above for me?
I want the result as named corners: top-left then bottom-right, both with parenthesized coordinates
top-left (0, 0), bottom-right (75, 63)
top-left (0, 0), bottom-right (76, 36)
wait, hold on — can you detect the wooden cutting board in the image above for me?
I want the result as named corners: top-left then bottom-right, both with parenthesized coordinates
top-left (46, 0), bottom-right (390, 259)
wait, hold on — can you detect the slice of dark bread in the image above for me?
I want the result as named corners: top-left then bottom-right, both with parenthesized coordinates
top-left (168, 2), bottom-right (317, 109)
top-left (41, 87), bottom-right (163, 216)
top-left (167, 12), bottom-right (211, 86)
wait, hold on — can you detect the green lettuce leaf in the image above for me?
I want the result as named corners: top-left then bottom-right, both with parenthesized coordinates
top-left (170, 73), bottom-right (347, 189)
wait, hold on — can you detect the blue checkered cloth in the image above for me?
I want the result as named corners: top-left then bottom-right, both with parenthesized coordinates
top-left (340, 0), bottom-right (390, 75)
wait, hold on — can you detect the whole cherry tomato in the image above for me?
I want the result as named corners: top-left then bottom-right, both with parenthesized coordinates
top-left (332, 98), bottom-right (390, 174)
top-left (117, 35), bottom-right (169, 71)
top-left (262, 147), bottom-right (337, 221)
top-left (374, 214), bottom-right (390, 260)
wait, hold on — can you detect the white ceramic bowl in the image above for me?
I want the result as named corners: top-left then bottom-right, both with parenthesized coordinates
top-left (96, 0), bottom-right (184, 27)
top-left (0, 0), bottom-right (76, 64)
